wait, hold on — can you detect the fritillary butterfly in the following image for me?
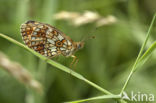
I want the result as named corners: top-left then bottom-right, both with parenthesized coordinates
top-left (20, 21), bottom-right (84, 64)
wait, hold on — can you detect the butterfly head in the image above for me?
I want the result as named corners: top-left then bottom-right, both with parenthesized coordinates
top-left (75, 42), bottom-right (85, 50)
top-left (74, 36), bottom-right (95, 51)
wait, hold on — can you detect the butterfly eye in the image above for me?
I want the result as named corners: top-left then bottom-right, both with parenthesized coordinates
top-left (77, 44), bottom-right (81, 49)
top-left (77, 42), bottom-right (84, 50)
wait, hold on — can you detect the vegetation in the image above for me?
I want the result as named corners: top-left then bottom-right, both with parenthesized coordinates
top-left (0, 0), bottom-right (156, 103)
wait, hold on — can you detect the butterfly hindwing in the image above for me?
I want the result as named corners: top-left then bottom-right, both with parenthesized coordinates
top-left (20, 20), bottom-right (74, 57)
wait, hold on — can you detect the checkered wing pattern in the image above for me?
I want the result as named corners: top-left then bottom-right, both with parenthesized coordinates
top-left (20, 21), bottom-right (75, 58)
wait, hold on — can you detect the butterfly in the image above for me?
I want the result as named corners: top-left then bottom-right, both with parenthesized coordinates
top-left (20, 20), bottom-right (85, 65)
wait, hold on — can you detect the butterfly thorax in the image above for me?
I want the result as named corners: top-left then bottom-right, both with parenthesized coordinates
top-left (63, 41), bottom-right (84, 57)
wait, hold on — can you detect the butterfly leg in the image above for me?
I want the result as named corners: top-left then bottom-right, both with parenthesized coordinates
top-left (44, 53), bottom-right (61, 62)
top-left (45, 57), bottom-right (53, 62)
top-left (70, 55), bottom-right (78, 69)
top-left (74, 58), bottom-right (79, 68)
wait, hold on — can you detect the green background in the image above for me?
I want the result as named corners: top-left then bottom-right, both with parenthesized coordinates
top-left (0, 0), bottom-right (156, 103)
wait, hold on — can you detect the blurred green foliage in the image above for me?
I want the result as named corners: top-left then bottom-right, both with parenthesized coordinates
top-left (0, 0), bottom-right (156, 103)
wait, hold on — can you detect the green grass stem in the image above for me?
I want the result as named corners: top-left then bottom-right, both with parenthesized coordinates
top-left (0, 33), bottom-right (112, 95)
top-left (120, 13), bottom-right (156, 94)
top-left (65, 94), bottom-right (121, 103)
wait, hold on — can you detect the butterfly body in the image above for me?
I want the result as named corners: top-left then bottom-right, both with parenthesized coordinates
top-left (20, 21), bottom-right (84, 58)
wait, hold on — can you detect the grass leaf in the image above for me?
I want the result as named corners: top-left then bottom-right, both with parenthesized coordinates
top-left (120, 13), bottom-right (156, 94)
top-left (0, 33), bottom-right (112, 95)
top-left (65, 94), bottom-right (121, 103)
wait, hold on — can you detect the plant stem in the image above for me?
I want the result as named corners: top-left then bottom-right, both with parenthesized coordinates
top-left (0, 33), bottom-right (112, 95)
top-left (138, 41), bottom-right (156, 63)
top-left (120, 13), bottom-right (156, 94)
top-left (65, 94), bottom-right (121, 103)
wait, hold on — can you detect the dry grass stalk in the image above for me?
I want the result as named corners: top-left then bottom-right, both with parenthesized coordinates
top-left (53, 11), bottom-right (117, 27)
top-left (0, 52), bottom-right (43, 93)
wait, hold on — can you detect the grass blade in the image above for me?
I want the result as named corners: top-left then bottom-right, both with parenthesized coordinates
top-left (0, 33), bottom-right (112, 95)
top-left (138, 41), bottom-right (156, 63)
top-left (120, 13), bottom-right (156, 94)
top-left (65, 94), bottom-right (120, 103)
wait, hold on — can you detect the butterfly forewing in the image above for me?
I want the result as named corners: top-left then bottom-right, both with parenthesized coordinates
top-left (20, 21), bottom-right (75, 58)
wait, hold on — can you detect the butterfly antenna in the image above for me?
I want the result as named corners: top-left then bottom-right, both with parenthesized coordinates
top-left (81, 27), bottom-right (97, 42)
